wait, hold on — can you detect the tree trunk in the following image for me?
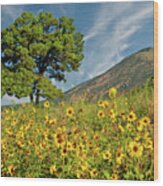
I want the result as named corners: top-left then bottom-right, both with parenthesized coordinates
top-left (35, 90), bottom-right (40, 104)
top-left (30, 94), bottom-right (34, 103)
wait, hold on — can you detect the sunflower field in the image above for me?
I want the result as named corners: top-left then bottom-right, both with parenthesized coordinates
top-left (1, 82), bottom-right (154, 180)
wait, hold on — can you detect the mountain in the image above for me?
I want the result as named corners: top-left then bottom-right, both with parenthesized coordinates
top-left (65, 48), bottom-right (154, 101)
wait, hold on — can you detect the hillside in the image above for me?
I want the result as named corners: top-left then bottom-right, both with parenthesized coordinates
top-left (66, 48), bottom-right (154, 101)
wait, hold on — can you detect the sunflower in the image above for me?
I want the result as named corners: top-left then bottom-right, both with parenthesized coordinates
top-left (11, 119), bottom-right (17, 126)
top-left (141, 116), bottom-right (151, 126)
top-left (103, 100), bottom-right (109, 108)
top-left (111, 173), bottom-right (119, 180)
top-left (54, 131), bottom-right (66, 147)
top-left (116, 149), bottom-right (124, 164)
top-left (66, 107), bottom-right (74, 117)
top-left (50, 165), bottom-right (57, 175)
top-left (93, 133), bottom-right (100, 141)
top-left (98, 100), bottom-right (104, 108)
top-left (90, 168), bottom-right (98, 178)
top-left (97, 110), bottom-right (105, 119)
top-left (44, 100), bottom-right (50, 108)
top-left (67, 141), bottom-right (73, 151)
top-left (118, 124), bottom-right (124, 132)
top-left (81, 162), bottom-right (88, 171)
top-left (103, 150), bottom-right (112, 160)
top-left (49, 119), bottom-right (57, 125)
top-left (136, 120), bottom-right (144, 131)
top-left (129, 141), bottom-right (143, 158)
top-left (61, 147), bottom-right (68, 157)
top-left (8, 165), bottom-right (15, 176)
top-left (109, 109), bottom-right (116, 119)
top-left (144, 137), bottom-right (153, 150)
top-left (127, 111), bottom-right (137, 122)
top-left (108, 87), bottom-right (117, 99)
top-left (126, 123), bottom-right (132, 131)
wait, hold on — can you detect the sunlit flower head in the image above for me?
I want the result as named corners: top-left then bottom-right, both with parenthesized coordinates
top-left (108, 87), bottom-right (117, 99)
top-left (49, 119), bottom-right (57, 125)
top-left (11, 119), bottom-right (17, 126)
top-left (98, 100), bottom-right (104, 108)
top-left (128, 111), bottom-right (137, 122)
top-left (44, 100), bottom-right (50, 108)
top-left (136, 120), bottom-right (144, 131)
top-left (129, 141), bottom-right (143, 158)
top-left (90, 168), bottom-right (98, 178)
top-left (103, 100), bottom-right (109, 108)
top-left (109, 109), bottom-right (116, 119)
top-left (61, 148), bottom-right (68, 157)
top-left (66, 107), bottom-right (74, 117)
top-left (97, 110), bottom-right (105, 119)
top-left (8, 165), bottom-right (15, 176)
top-left (112, 173), bottom-right (119, 180)
top-left (141, 116), bottom-right (151, 126)
top-left (50, 165), bottom-right (57, 175)
top-left (116, 149), bottom-right (124, 164)
top-left (103, 150), bottom-right (112, 160)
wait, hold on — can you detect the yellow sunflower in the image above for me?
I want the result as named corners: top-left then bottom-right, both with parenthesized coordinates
top-left (127, 111), bottom-right (137, 122)
top-left (111, 173), bottom-right (119, 180)
top-left (8, 165), bottom-right (15, 176)
top-left (141, 116), bottom-right (151, 126)
top-left (116, 149), bottom-right (124, 164)
top-left (98, 100), bottom-right (104, 108)
top-left (103, 100), bottom-right (109, 108)
top-left (44, 100), bottom-right (50, 108)
top-left (118, 124), bottom-right (124, 132)
top-left (66, 107), bottom-right (74, 117)
top-left (50, 165), bottom-right (57, 175)
top-left (61, 148), bottom-right (68, 157)
top-left (109, 109), bottom-right (116, 119)
top-left (90, 168), bottom-right (98, 178)
top-left (136, 120), bottom-right (144, 131)
top-left (108, 87), bottom-right (117, 99)
top-left (97, 110), bottom-right (105, 119)
top-left (49, 118), bottom-right (57, 125)
top-left (67, 141), bottom-right (73, 151)
top-left (81, 162), bottom-right (88, 171)
top-left (103, 150), bottom-right (112, 160)
top-left (126, 123), bottom-right (132, 131)
top-left (11, 119), bottom-right (17, 126)
top-left (129, 141), bottom-right (143, 158)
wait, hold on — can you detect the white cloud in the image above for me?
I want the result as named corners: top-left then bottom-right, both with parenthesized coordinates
top-left (84, 2), bottom-right (153, 78)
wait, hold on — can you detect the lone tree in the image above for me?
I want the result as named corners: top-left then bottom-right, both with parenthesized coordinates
top-left (1, 12), bottom-right (84, 104)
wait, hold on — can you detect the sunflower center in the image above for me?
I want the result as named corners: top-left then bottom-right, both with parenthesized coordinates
top-left (68, 110), bottom-right (72, 114)
top-left (133, 145), bottom-right (138, 152)
top-left (117, 152), bottom-right (121, 157)
top-left (129, 115), bottom-right (133, 119)
top-left (144, 119), bottom-right (147, 123)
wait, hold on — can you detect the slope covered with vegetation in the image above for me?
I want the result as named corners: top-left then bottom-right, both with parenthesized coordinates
top-left (66, 48), bottom-right (154, 101)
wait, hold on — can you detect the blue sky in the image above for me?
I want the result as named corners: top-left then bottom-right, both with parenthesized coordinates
top-left (1, 2), bottom-right (154, 105)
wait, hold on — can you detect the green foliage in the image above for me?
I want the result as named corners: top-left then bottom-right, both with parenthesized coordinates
top-left (1, 11), bottom-right (84, 103)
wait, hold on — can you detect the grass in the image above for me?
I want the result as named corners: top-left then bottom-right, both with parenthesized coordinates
top-left (1, 79), bottom-right (154, 180)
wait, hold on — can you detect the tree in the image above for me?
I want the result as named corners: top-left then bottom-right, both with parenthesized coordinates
top-left (1, 12), bottom-right (84, 104)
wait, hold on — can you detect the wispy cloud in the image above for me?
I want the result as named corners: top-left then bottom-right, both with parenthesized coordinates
top-left (83, 2), bottom-right (153, 78)
top-left (83, 3), bottom-right (133, 42)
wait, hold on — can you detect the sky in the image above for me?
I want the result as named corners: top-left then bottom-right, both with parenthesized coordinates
top-left (1, 1), bottom-right (154, 105)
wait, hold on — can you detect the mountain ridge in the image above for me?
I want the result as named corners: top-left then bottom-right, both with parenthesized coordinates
top-left (65, 47), bottom-right (154, 101)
